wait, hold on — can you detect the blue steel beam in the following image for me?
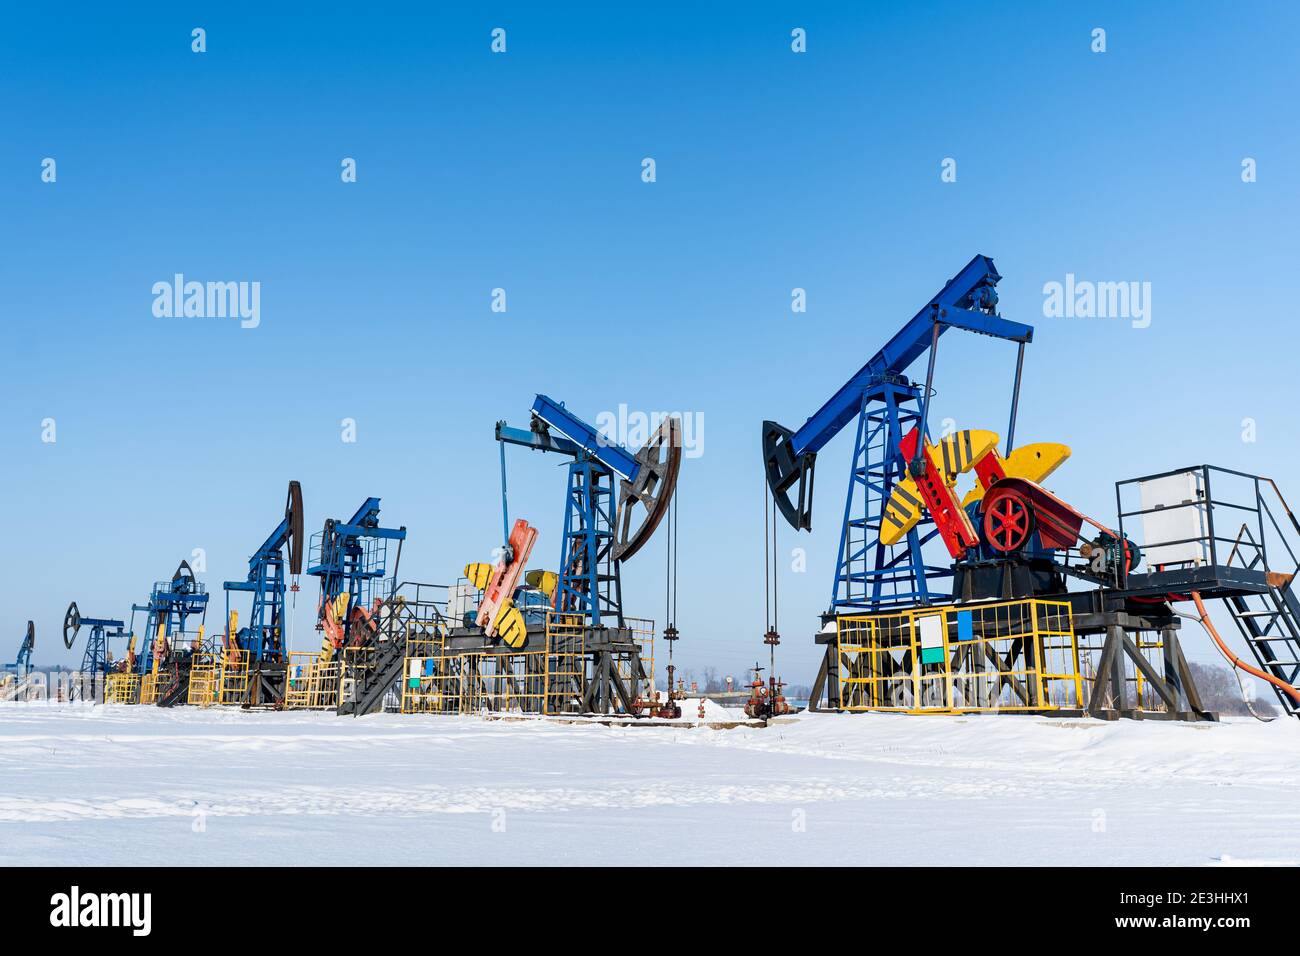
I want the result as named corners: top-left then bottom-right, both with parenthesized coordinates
top-left (328, 498), bottom-right (407, 543)
top-left (496, 423), bottom-right (585, 458)
top-left (225, 515), bottom-right (296, 593)
top-left (79, 617), bottom-right (125, 629)
top-left (528, 394), bottom-right (641, 480)
top-left (786, 255), bottom-right (1033, 457)
top-left (246, 518), bottom-right (292, 569)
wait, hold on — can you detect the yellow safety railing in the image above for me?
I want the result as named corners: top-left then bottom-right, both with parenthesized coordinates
top-left (402, 626), bottom-right (548, 715)
top-left (402, 629), bottom-right (452, 714)
top-left (544, 612), bottom-right (586, 715)
top-left (837, 598), bottom-right (1079, 714)
top-left (218, 650), bottom-right (250, 706)
top-left (187, 662), bottom-right (219, 706)
top-left (477, 652), bottom-right (545, 713)
top-left (623, 616), bottom-right (655, 698)
top-left (139, 671), bottom-right (161, 705)
top-left (104, 672), bottom-right (140, 704)
top-left (398, 610), bottom-right (611, 718)
top-left (284, 651), bottom-right (343, 710)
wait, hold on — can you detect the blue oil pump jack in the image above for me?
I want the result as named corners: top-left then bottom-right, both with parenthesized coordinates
top-left (491, 394), bottom-right (682, 714)
top-left (3, 621), bottom-right (35, 684)
top-left (760, 257), bottom-right (1300, 723)
top-left (762, 255), bottom-right (1033, 615)
top-left (495, 394), bottom-right (681, 628)
top-left (761, 256), bottom-right (1033, 710)
top-left (221, 480), bottom-right (306, 705)
top-left (62, 603), bottom-right (126, 701)
top-left (130, 560), bottom-right (210, 704)
top-left (306, 496), bottom-right (406, 716)
top-left (307, 496), bottom-right (406, 648)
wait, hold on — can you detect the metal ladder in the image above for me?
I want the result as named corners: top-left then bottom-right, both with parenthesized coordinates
top-left (156, 662), bottom-right (189, 708)
top-left (1226, 586), bottom-right (1300, 718)
top-left (1223, 509), bottom-right (1300, 718)
top-left (339, 599), bottom-right (442, 716)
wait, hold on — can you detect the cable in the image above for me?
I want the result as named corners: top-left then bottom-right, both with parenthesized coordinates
top-left (1232, 666), bottom-right (1278, 722)
top-left (1172, 600), bottom-right (1275, 721)
top-left (665, 495), bottom-right (671, 634)
top-left (763, 472), bottom-right (771, 632)
top-left (673, 486), bottom-right (679, 627)
top-left (1185, 591), bottom-right (1300, 708)
top-left (288, 576), bottom-right (298, 654)
top-left (771, 496), bottom-right (779, 636)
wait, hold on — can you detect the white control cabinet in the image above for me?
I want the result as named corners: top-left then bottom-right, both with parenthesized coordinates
top-left (1138, 470), bottom-right (1211, 567)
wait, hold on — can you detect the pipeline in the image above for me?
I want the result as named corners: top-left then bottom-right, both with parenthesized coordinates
top-left (1187, 591), bottom-right (1300, 707)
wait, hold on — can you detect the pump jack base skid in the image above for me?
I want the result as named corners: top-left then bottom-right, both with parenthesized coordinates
top-left (255, 665), bottom-right (288, 708)
top-left (437, 623), bottom-right (650, 716)
top-left (238, 663), bottom-right (288, 708)
top-left (810, 590), bottom-right (1221, 722)
top-left (1072, 608), bottom-right (1216, 722)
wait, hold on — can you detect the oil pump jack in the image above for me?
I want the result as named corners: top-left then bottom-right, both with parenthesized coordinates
top-left (423, 394), bottom-right (682, 716)
top-left (305, 496), bottom-right (407, 716)
top-left (759, 256), bottom-right (1280, 720)
top-left (126, 561), bottom-right (210, 705)
top-left (496, 395), bottom-right (679, 618)
top-left (62, 603), bottom-right (126, 702)
top-left (1, 621), bottom-right (35, 693)
top-left (221, 481), bottom-right (305, 706)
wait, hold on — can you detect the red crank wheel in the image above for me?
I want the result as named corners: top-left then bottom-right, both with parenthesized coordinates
top-left (983, 492), bottom-right (1033, 552)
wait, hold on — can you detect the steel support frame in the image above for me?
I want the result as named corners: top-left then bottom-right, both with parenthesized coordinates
top-left (812, 607), bottom-right (1215, 720)
top-left (557, 458), bottom-right (623, 628)
top-left (1083, 613), bottom-right (1213, 721)
top-left (132, 584), bottom-right (207, 677)
top-left (225, 551), bottom-right (287, 666)
top-left (73, 620), bottom-right (124, 702)
top-left (832, 379), bottom-right (950, 614)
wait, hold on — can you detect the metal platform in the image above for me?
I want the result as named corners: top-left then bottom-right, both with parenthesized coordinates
top-left (403, 614), bottom-right (653, 717)
top-left (816, 595), bottom-right (1213, 721)
top-left (1115, 565), bottom-right (1269, 601)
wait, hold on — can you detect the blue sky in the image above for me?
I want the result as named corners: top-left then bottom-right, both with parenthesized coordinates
top-left (2, 1), bottom-right (1297, 685)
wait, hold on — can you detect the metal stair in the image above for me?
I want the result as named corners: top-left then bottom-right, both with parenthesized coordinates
top-left (338, 597), bottom-right (444, 717)
top-left (156, 661), bottom-right (190, 708)
top-left (1227, 583), bottom-right (1300, 718)
top-left (1222, 490), bottom-right (1300, 718)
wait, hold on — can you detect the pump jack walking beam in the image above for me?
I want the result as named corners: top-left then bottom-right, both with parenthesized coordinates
top-left (763, 255), bottom-right (1033, 532)
top-left (496, 394), bottom-right (679, 563)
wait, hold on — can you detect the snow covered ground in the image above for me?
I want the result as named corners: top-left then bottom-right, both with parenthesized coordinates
top-left (1, 702), bottom-right (1298, 866)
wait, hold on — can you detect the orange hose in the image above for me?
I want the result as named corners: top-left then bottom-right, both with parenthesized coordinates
top-left (1190, 591), bottom-right (1300, 705)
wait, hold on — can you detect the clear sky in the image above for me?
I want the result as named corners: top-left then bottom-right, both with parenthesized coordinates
top-left (2, 2), bottom-right (1298, 688)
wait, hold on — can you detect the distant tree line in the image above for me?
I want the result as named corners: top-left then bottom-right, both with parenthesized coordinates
top-left (1187, 661), bottom-right (1277, 718)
